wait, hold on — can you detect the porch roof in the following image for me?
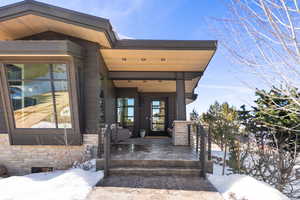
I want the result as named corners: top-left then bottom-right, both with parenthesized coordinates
top-left (0, 0), bottom-right (217, 72)
top-left (0, 0), bottom-right (217, 103)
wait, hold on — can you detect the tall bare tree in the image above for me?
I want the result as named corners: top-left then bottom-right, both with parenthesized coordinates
top-left (213, 0), bottom-right (300, 120)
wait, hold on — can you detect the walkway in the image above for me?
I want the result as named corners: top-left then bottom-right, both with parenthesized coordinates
top-left (87, 175), bottom-right (223, 200)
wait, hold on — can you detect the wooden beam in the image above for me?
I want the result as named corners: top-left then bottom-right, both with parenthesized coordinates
top-left (108, 71), bottom-right (202, 80)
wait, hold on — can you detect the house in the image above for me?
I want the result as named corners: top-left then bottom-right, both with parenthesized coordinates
top-left (0, 0), bottom-right (217, 175)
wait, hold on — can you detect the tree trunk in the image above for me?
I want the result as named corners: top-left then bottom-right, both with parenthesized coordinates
top-left (222, 140), bottom-right (227, 175)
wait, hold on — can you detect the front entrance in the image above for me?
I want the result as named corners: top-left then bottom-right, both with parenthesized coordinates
top-left (148, 99), bottom-right (168, 136)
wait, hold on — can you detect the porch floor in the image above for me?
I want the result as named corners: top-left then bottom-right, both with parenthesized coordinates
top-left (110, 138), bottom-right (199, 161)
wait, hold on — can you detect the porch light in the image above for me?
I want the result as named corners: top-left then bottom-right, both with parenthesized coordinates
top-left (161, 58), bottom-right (166, 62)
top-left (121, 58), bottom-right (127, 62)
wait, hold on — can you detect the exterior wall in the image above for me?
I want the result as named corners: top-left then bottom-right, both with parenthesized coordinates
top-left (0, 134), bottom-right (98, 175)
top-left (0, 90), bottom-right (7, 133)
top-left (0, 31), bottom-right (114, 174)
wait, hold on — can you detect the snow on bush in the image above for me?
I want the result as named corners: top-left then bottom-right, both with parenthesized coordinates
top-left (208, 174), bottom-right (290, 200)
top-left (73, 159), bottom-right (97, 171)
top-left (0, 167), bottom-right (103, 200)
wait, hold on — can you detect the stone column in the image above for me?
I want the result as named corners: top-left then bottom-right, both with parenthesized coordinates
top-left (172, 121), bottom-right (191, 145)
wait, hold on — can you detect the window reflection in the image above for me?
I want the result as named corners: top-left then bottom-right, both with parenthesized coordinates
top-left (5, 64), bottom-right (72, 129)
top-left (117, 98), bottom-right (134, 127)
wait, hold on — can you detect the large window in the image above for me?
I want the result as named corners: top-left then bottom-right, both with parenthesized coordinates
top-left (117, 98), bottom-right (134, 127)
top-left (4, 63), bottom-right (72, 129)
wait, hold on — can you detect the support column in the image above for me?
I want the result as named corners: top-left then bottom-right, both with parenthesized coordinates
top-left (176, 72), bottom-right (186, 120)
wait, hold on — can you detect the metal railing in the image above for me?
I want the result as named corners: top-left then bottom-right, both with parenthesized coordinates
top-left (101, 124), bottom-right (112, 178)
top-left (187, 123), bottom-right (212, 179)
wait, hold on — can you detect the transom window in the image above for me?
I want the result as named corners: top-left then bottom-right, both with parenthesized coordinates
top-left (117, 98), bottom-right (134, 127)
top-left (4, 63), bottom-right (72, 129)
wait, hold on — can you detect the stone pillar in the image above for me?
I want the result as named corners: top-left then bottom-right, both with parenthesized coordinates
top-left (172, 121), bottom-right (191, 146)
top-left (176, 72), bottom-right (186, 120)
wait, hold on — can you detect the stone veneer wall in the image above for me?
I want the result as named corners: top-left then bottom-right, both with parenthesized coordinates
top-left (172, 121), bottom-right (191, 146)
top-left (0, 134), bottom-right (98, 175)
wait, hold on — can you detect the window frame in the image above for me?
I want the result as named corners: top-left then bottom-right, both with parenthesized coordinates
top-left (117, 97), bottom-right (135, 128)
top-left (0, 58), bottom-right (81, 145)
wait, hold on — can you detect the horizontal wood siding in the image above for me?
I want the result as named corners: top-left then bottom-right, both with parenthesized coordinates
top-left (0, 90), bottom-right (7, 133)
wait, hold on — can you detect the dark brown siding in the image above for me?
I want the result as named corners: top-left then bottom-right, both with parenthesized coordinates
top-left (0, 90), bottom-right (8, 133)
top-left (99, 52), bottom-right (116, 125)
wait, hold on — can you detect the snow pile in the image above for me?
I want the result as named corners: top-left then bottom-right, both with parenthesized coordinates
top-left (209, 174), bottom-right (290, 200)
top-left (0, 168), bottom-right (103, 200)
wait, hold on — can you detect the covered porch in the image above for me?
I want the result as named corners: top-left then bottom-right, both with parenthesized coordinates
top-left (103, 44), bottom-right (216, 139)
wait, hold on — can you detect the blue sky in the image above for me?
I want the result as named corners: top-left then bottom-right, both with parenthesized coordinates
top-left (0, 0), bottom-right (257, 116)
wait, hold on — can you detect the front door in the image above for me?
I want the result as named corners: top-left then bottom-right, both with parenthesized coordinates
top-left (149, 99), bottom-right (167, 136)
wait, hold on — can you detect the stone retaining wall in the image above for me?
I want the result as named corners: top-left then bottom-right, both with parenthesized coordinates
top-left (0, 134), bottom-right (98, 175)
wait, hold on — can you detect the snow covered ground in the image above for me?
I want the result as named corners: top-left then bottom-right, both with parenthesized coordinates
top-left (209, 148), bottom-right (291, 200)
top-left (208, 174), bottom-right (289, 200)
top-left (0, 160), bottom-right (103, 200)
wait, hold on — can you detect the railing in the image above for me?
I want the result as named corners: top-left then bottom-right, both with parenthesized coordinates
top-left (187, 123), bottom-right (212, 179)
top-left (103, 124), bottom-right (112, 178)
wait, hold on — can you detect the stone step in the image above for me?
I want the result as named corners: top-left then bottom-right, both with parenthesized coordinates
top-left (109, 167), bottom-right (203, 176)
top-left (97, 159), bottom-right (208, 169)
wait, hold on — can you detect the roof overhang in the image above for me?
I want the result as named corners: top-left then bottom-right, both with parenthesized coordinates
top-left (0, 0), bottom-right (217, 104)
top-left (0, 0), bottom-right (116, 48)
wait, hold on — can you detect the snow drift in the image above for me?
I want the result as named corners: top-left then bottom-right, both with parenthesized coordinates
top-left (208, 174), bottom-right (290, 200)
top-left (0, 168), bottom-right (103, 200)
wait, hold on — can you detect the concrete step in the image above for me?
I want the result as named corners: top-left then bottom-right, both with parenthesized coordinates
top-left (109, 167), bottom-right (203, 176)
top-left (97, 159), bottom-right (210, 169)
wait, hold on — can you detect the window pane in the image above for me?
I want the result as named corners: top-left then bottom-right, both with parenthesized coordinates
top-left (117, 98), bottom-right (135, 127)
top-left (54, 81), bottom-right (72, 128)
top-left (127, 98), bottom-right (134, 106)
top-left (9, 81), bottom-right (56, 128)
top-left (151, 123), bottom-right (165, 131)
top-left (152, 116), bottom-right (165, 124)
top-left (124, 107), bottom-right (134, 117)
top-left (6, 64), bottom-right (50, 80)
top-left (124, 116), bottom-right (134, 126)
top-left (52, 64), bottom-right (67, 79)
top-left (117, 108), bottom-right (121, 123)
top-left (152, 100), bottom-right (160, 107)
top-left (152, 108), bottom-right (165, 117)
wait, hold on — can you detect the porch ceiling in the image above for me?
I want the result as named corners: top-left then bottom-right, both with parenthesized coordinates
top-left (113, 78), bottom-right (199, 93)
top-left (101, 49), bottom-right (215, 71)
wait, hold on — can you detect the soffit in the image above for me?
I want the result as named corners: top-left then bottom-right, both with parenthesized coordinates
top-left (101, 49), bottom-right (215, 71)
top-left (113, 78), bottom-right (199, 93)
top-left (0, 14), bottom-right (111, 48)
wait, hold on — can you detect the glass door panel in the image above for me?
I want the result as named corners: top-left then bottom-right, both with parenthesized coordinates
top-left (151, 100), bottom-right (166, 132)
